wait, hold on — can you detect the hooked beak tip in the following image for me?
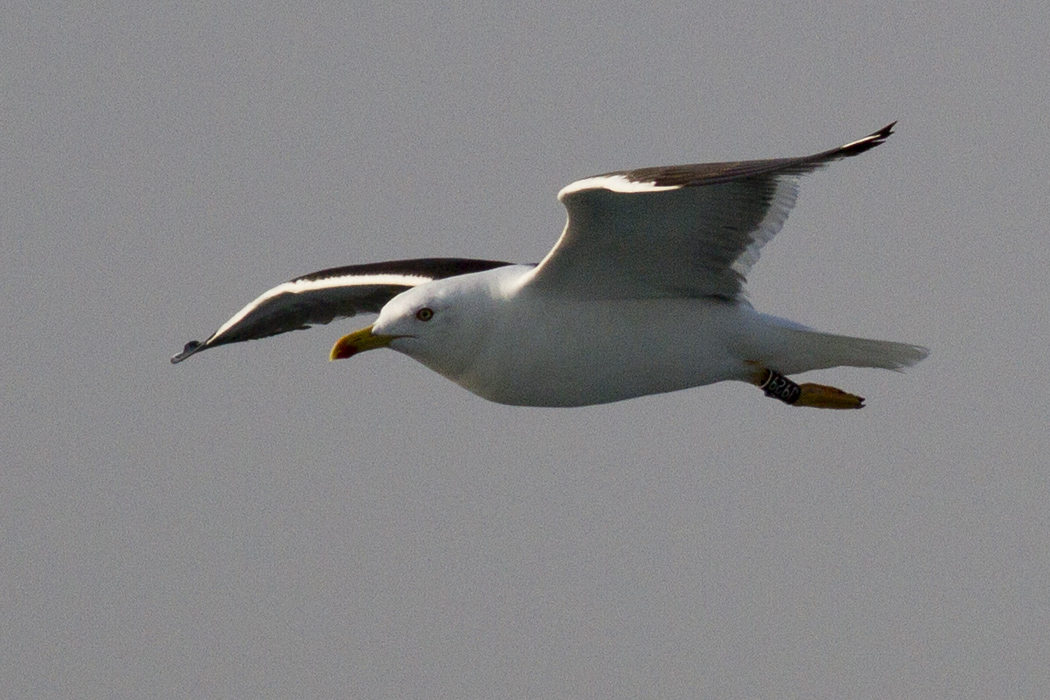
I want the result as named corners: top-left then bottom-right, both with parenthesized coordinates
top-left (329, 324), bottom-right (395, 361)
top-left (329, 339), bottom-right (358, 361)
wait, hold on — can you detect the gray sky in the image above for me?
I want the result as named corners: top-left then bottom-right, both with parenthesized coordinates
top-left (4, 1), bottom-right (1049, 698)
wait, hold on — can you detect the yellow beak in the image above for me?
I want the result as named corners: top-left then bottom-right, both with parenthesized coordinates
top-left (329, 324), bottom-right (398, 360)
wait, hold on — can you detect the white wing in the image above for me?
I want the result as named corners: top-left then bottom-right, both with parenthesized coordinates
top-left (523, 123), bottom-right (896, 300)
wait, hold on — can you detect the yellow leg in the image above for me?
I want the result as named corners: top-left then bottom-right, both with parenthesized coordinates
top-left (749, 366), bottom-right (865, 409)
top-left (794, 383), bottom-right (865, 409)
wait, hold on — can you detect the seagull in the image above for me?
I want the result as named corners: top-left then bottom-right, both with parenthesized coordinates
top-left (172, 123), bottom-right (927, 408)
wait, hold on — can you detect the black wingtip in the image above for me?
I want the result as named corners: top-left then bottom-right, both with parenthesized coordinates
top-left (170, 340), bottom-right (204, 364)
top-left (838, 121), bottom-right (897, 157)
top-left (871, 120), bottom-right (897, 143)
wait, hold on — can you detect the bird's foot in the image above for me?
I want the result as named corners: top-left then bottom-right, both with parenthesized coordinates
top-left (795, 383), bottom-right (865, 409)
top-left (751, 367), bottom-right (865, 409)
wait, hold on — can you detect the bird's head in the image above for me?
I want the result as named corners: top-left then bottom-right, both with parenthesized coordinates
top-left (329, 274), bottom-right (496, 379)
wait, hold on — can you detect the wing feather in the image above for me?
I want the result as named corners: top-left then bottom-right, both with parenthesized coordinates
top-left (171, 258), bottom-right (511, 363)
top-left (525, 123), bottom-right (894, 300)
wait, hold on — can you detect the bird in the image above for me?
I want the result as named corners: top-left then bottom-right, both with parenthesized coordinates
top-left (171, 122), bottom-right (928, 409)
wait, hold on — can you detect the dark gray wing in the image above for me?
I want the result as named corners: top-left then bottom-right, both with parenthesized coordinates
top-left (523, 123), bottom-right (895, 300)
top-left (171, 258), bottom-right (512, 363)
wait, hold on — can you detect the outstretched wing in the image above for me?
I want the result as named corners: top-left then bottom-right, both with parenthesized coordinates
top-left (523, 123), bottom-right (895, 301)
top-left (171, 258), bottom-right (512, 363)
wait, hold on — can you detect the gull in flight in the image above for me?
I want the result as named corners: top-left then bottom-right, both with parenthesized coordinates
top-left (172, 122), bottom-right (928, 409)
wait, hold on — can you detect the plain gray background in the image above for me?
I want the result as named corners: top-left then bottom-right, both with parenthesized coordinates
top-left (4, 1), bottom-right (1049, 698)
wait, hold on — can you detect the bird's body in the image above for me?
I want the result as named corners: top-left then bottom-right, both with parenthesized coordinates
top-left (463, 295), bottom-right (746, 407)
top-left (382, 266), bottom-right (750, 406)
top-left (173, 123), bottom-right (928, 409)
top-left (361, 264), bottom-right (923, 406)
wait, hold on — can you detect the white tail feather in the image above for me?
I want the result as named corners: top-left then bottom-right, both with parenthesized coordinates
top-left (767, 327), bottom-right (930, 375)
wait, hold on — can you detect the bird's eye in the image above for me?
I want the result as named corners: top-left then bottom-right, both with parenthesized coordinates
top-left (415, 307), bottom-right (434, 322)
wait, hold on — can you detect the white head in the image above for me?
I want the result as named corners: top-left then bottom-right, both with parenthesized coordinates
top-left (329, 272), bottom-right (500, 381)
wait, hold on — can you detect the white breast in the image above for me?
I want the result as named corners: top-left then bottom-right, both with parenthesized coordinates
top-left (451, 291), bottom-right (756, 407)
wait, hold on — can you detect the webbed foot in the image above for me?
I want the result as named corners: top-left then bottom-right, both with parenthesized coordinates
top-left (750, 367), bottom-right (865, 409)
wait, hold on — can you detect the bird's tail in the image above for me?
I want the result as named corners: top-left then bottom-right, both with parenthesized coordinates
top-left (755, 323), bottom-right (929, 376)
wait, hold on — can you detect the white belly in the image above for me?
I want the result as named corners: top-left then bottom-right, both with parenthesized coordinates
top-left (451, 296), bottom-right (757, 407)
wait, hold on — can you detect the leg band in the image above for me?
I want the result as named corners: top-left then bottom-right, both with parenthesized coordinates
top-left (759, 369), bottom-right (801, 405)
